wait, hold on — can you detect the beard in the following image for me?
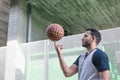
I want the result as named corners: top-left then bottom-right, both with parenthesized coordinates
top-left (82, 42), bottom-right (91, 48)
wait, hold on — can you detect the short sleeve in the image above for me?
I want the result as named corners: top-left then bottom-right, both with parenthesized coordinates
top-left (73, 55), bottom-right (81, 66)
top-left (92, 49), bottom-right (110, 72)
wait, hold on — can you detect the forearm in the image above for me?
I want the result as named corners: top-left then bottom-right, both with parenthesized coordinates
top-left (54, 42), bottom-right (77, 77)
top-left (57, 53), bottom-right (71, 77)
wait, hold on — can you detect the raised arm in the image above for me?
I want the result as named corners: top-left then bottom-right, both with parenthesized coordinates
top-left (54, 42), bottom-right (78, 77)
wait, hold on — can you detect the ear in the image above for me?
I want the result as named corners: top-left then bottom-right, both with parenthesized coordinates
top-left (92, 36), bottom-right (95, 39)
top-left (92, 36), bottom-right (97, 44)
top-left (92, 36), bottom-right (96, 41)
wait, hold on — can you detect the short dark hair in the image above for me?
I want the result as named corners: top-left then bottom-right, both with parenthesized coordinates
top-left (86, 28), bottom-right (101, 44)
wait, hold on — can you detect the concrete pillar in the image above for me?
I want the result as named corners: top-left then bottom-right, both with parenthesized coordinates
top-left (5, 0), bottom-right (27, 80)
top-left (7, 0), bottom-right (28, 44)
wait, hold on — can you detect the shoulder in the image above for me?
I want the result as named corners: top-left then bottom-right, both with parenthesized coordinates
top-left (93, 48), bottom-right (108, 59)
top-left (73, 54), bottom-right (86, 66)
top-left (73, 55), bottom-right (81, 66)
top-left (92, 48), bottom-right (109, 62)
top-left (92, 48), bottom-right (110, 72)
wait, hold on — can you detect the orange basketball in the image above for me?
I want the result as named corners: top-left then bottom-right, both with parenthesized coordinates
top-left (46, 23), bottom-right (64, 41)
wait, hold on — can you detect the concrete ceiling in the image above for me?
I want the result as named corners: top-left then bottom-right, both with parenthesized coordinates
top-left (29, 0), bottom-right (120, 36)
top-left (0, 0), bottom-right (120, 46)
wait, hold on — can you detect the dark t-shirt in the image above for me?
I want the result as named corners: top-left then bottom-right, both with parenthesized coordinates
top-left (73, 48), bottom-right (110, 72)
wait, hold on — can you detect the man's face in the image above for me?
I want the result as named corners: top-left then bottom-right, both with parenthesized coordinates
top-left (82, 31), bottom-right (93, 47)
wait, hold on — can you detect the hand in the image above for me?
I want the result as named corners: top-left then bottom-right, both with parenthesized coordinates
top-left (54, 41), bottom-right (63, 54)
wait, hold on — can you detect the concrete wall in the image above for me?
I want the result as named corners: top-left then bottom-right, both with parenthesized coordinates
top-left (0, 0), bottom-right (10, 47)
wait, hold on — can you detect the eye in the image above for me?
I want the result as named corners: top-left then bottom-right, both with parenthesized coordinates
top-left (84, 34), bottom-right (88, 37)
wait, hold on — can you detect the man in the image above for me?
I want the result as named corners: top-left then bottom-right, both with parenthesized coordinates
top-left (54, 28), bottom-right (110, 80)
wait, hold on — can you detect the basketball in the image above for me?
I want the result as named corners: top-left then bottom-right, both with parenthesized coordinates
top-left (46, 23), bottom-right (64, 41)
